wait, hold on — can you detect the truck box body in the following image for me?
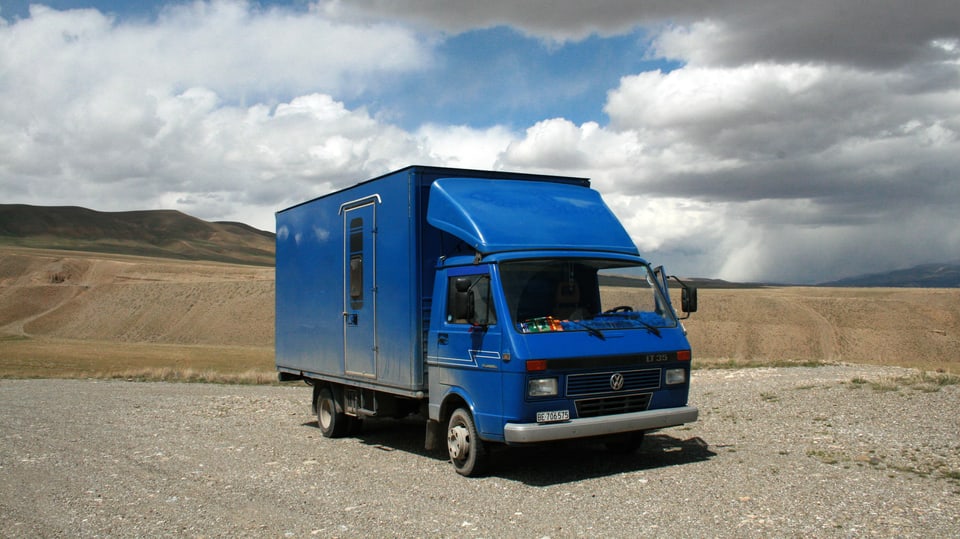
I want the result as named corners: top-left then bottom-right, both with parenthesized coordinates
top-left (275, 166), bottom-right (592, 392)
top-left (276, 165), bottom-right (699, 475)
top-left (275, 167), bottom-right (436, 393)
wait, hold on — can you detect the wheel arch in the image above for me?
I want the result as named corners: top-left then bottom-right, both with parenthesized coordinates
top-left (437, 388), bottom-right (473, 426)
top-left (311, 380), bottom-right (345, 415)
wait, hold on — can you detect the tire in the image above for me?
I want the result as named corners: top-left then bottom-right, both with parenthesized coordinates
top-left (316, 386), bottom-right (348, 438)
top-left (446, 407), bottom-right (486, 477)
top-left (604, 431), bottom-right (645, 454)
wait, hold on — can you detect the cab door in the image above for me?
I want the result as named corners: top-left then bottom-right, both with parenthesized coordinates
top-left (429, 268), bottom-right (503, 436)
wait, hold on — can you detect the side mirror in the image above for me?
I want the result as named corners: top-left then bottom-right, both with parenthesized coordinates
top-left (668, 275), bottom-right (697, 319)
top-left (681, 286), bottom-right (698, 314)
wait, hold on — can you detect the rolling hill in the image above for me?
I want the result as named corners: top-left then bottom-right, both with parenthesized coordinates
top-left (0, 204), bottom-right (274, 266)
top-left (819, 262), bottom-right (960, 288)
top-left (1, 203), bottom-right (959, 378)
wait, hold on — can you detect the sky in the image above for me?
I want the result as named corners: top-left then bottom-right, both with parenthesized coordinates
top-left (1, 1), bottom-right (959, 284)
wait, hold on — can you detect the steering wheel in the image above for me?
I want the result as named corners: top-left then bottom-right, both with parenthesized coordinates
top-left (604, 305), bottom-right (633, 314)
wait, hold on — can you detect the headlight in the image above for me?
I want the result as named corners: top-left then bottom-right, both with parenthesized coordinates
top-left (665, 368), bottom-right (686, 385)
top-left (527, 377), bottom-right (559, 397)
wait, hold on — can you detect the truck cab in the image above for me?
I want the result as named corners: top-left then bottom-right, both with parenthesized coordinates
top-left (423, 178), bottom-right (698, 476)
top-left (428, 254), bottom-right (697, 475)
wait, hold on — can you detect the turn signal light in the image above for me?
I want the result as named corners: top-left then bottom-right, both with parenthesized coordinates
top-left (526, 359), bottom-right (547, 372)
top-left (677, 350), bottom-right (691, 361)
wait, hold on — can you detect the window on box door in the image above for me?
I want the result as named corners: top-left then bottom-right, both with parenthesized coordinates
top-left (349, 217), bottom-right (363, 309)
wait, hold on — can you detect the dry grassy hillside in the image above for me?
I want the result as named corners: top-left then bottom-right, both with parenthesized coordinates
top-left (0, 204), bottom-right (275, 266)
top-left (682, 288), bottom-right (960, 371)
top-left (0, 247), bottom-right (274, 380)
top-left (601, 285), bottom-right (958, 372)
top-left (2, 246), bottom-right (959, 379)
top-left (0, 247), bottom-right (273, 345)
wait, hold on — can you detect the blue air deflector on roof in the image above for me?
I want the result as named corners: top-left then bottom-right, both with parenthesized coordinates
top-left (426, 178), bottom-right (639, 256)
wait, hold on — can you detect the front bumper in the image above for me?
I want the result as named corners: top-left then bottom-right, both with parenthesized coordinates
top-left (503, 406), bottom-right (699, 444)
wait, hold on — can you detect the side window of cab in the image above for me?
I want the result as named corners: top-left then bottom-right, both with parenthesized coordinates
top-left (446, 274), bottom-right (497, 326)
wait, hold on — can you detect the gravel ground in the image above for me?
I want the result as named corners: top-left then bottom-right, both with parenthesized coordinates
top-left (1, 365), bottom-right (959, 538)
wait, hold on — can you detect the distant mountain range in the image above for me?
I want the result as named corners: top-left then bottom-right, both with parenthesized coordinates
top-left (2, 204), bottom-right (957, 286)
top-left (0, 204), bottom-right (274, 266)
top-left (818, 262), bottom-right (960, 288)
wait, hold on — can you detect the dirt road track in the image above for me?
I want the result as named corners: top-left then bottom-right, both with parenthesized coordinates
top-left (2, 365), bottom-right (958, 537)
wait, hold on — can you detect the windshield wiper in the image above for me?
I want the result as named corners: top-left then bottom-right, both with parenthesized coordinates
top-left (566, 319), bottom-right (605, 340)
top-left (602, 310), bottom-right (662, 337)
top-left (638, 320), bottom-right (661, 337)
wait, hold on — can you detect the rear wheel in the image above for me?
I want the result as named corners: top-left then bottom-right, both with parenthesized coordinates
top-left (447, 408), bottom-right (486, 477)
top-left (316, 387), bottom-right (348, 438)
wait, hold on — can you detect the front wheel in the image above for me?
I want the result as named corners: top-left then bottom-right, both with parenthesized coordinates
top-left (316, 387), bottom-right (348, 438)
top-left (447, 408), bottom-right (486, 477)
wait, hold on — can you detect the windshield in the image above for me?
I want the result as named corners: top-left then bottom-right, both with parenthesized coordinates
top-left (498, 259), bottom-right (678, 334)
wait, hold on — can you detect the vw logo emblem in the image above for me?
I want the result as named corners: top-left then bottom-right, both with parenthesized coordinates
top-left (610, 372), bottom-right (625, 391)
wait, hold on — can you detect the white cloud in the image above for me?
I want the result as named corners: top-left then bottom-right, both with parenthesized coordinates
top-left (499, 119), bottom-right (596, 169)
top-left (323, 1), bottom-right (960, 70)
top-left (415, 124), bottom-right (516, 169)
top-left (491, 42), bottom-right (960, 282)
top-left (0, 2), bottom-right (433, 231)
top-left (2, 1), bottom-right (960, 283)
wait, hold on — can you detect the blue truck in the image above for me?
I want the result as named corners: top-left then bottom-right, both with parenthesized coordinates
top-left (275, 166), bottom-right (698, 476)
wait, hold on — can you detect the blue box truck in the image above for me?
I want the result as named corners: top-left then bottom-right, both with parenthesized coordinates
top-left (275, 166), bottom-right (699, 476)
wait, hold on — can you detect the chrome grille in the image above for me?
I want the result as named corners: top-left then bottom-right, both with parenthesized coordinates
top-left (566, 368), bottom-right (661, 397)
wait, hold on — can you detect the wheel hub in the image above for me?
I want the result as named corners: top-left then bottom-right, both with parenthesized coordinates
top-left (447, 425), bottom-right (470, 460)
top-left (319, 401), bottom-right (333, 428)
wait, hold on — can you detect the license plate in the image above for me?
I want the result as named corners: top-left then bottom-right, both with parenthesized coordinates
top-left (536, 410), bottom-right (570, 424)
